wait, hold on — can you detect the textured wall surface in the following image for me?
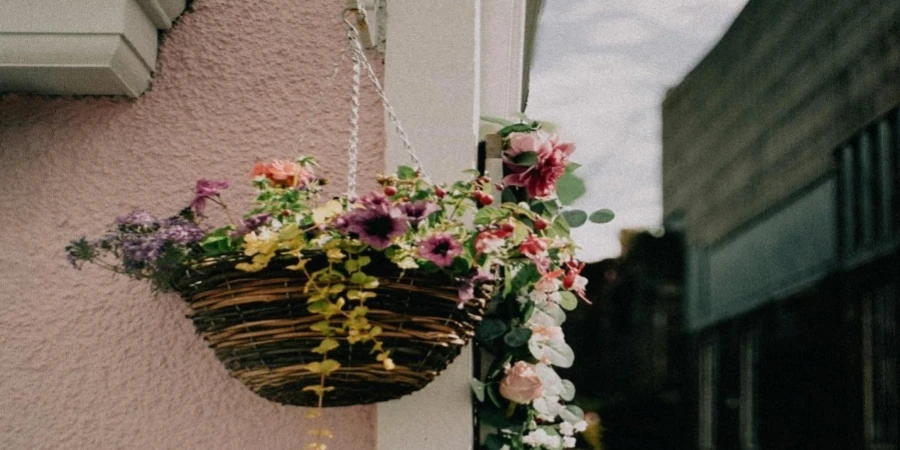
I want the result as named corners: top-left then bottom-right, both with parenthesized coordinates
top-left (0, 1), bottom-right (383, 448)
top-left (662, 0), bottom-right (900, 246)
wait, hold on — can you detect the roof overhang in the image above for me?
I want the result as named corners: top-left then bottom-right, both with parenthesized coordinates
top-left (0, 0), bottom-right (186, 97)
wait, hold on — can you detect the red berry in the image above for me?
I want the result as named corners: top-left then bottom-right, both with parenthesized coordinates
top-left (479, 194), bottom-right (494, 206)
top-left (534, 218), bottom-right (549, 230)
top-left (384, 186), bottom-right (397, 196)
top-left (435, 187), bottom-right (446, 198)
top-left (501, 222), bottom-right (515, 232)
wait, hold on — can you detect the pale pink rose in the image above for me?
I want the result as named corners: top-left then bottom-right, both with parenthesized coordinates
top-left (499, 361), bottom-right (544, 404)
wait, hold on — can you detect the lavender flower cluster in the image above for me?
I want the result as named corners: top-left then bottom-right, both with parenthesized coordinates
top-left (67, 209), bottom-right (205, 278)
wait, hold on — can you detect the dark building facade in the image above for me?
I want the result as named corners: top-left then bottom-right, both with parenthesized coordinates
top-left (662, 1), bottom-right (900, 449)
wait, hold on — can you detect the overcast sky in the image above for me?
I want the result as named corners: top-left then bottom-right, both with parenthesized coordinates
top-left (528, 0), bottom-right (748, 261)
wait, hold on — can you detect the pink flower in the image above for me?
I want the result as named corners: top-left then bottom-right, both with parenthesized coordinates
top-left (519, 234), bottom-right (551, 271)
top-left (502, 132), bottom-right (575, 199)
top-left (251, 159), bottom-right (314, 188)
top-left (190, 179), bottom-right (231, 214)
top-left (419, 233), bottom-right (463, 267)
top-left (474, 229), bottom-right (511, 255)
top-left (499, 361), bottom-right (544, 404)
top-left (563, 260), bottom-right (590, 302)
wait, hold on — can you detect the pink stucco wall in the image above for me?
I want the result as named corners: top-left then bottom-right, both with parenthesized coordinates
top-left (0, 1), bottom-right (384, 448)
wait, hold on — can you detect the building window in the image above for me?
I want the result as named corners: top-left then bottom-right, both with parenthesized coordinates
top-left (863, 283), bottom-right (899, 448)
top-left (699, 341), bottom-right (717, 450)
top-left (740, 331), bottom-right (759, 450)
top-left (838, 106), bottom-right (900, 258)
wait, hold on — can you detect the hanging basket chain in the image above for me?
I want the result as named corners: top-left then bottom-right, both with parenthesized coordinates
top-left (346, 21), bottom-right (363, 198)
top-left (341, 8), bottom-right (430, 188)
top-left (297, 46), bottom-right (348, 147)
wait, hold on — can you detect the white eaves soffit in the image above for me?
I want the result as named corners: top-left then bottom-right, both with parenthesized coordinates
top-left (0, 0), bottom-right (186, 98)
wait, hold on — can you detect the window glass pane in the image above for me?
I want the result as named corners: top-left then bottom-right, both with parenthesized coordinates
top-left (699, 342), bottom-right (716, 449)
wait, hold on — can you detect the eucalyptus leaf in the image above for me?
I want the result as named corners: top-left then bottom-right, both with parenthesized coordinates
top-left (483, 434), bottom-right (508, 450)
top-left (561, 379), bottom-right (576, 401)
top-left (556, 172), bottom-right (586, 205)
top-left (560, 210), bottom-right (587, 228)
top-left (589, 208), bottom-right (616, 224)
top-left (476, 319), bottom-right (508, 342)
top-left (560, 405), bottom-right (586, 424)
top-left (559, 291), bottom-right (578, 311)
top-left (503, 328), bottom-right (532, 347)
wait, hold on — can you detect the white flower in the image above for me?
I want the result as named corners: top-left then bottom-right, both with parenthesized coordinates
top-left (522, 428), bottom-right (561, 448)
top-left (574, 420), bottom-right (588, 432)
top-left (534, 276), bottom-right (561, 293)
top-left (528, 290), bottom-right (548, 304)
top-left (559, 422), bottom-right (575, 436)
top-left (563, 436), bottom-right (577, 448)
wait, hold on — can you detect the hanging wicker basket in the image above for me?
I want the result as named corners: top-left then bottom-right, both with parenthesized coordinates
top-left (172, 252), bottom-right (486, 407)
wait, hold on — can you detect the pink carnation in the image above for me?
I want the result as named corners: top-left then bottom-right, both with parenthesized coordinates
top-left (502, 132), bottom-right (575, 199)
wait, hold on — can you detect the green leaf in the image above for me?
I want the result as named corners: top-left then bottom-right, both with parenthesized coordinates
top-left (397, 165), bottom-right (417, 180)
top-left (556, 172), bottom-right (586, 205)
top-left (474, 207), bottom-right (510, 225)
top-left (510, 151), bottom-right (539, 166)
top-left (506, 264), bottom-right (539, 297)
top-left (547, 215), bottom-right (571, 238)
top-left (589, 208), bottom-right (616, 224)
top-left (476, 319), bottom-right (508, 342)
top-left (497, 123), bottom-right (536, 137)
top-left (560, 210), bottom-right (587, 228)
top-left (483, 434), bottom-right (509, 450)
top-left (559, 291), bottom-right (578, 311)
top-left (470, 378), bottom-right (486, 402)
top-left (565, 162), bottom-right (582, 173)
top-left (503, 328), bottom-right (532, 347)
top-left (485, 381), bottom-right (504, 408)
top-left (501, 187), bottom-right (518, 204)
top-left (199, 229), bottom-right (235, 256)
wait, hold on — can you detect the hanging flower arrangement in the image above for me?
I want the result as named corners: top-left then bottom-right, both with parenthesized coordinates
top-left (66, 120), bottom-right (614, 450)
top-left (65, 7), bottom-right (615, 450)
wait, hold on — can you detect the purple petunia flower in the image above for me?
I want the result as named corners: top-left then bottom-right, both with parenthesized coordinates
top-left (343, 205), bottom-right (409, 250)
top-left (418, 233), bottom-right (463, 268)
top-left (190, 179), bottom-right (231, 214)
top-left (401, 201), bottom-right (440, 226)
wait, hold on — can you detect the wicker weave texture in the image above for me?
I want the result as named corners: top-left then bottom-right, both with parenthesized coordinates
top-left (176, 255), bottom-right (485, 407)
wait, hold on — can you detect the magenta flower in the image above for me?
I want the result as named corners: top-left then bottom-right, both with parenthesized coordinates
top-left (502, 132), bottom-right (575, 199)
top-left (418, 233), bottom-right (463, 267)
top-left (401, 201), bottom-right (440, 226)
top-left (344, 206), bottom-right (409, 250)
top-left (190, 179), bottom-right (231, 214)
